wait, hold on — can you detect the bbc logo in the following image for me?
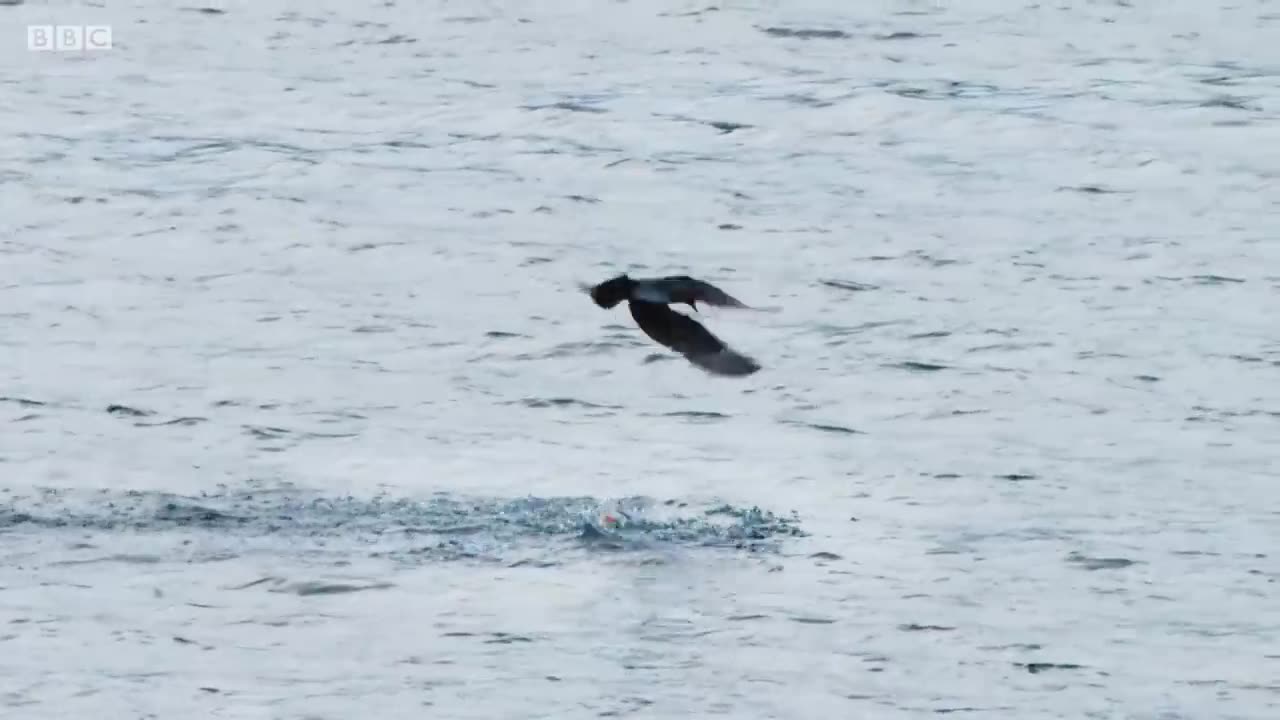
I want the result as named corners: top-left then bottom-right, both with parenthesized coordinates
top-left (28, 25), bottom-right (113, 52)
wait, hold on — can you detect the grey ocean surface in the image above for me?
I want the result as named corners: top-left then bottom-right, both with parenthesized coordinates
top-left (3, 0), bottom-right (1279, 717)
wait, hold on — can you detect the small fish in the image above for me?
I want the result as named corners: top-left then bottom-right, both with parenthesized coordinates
top-left (581, 274), bottom-right (762, 377)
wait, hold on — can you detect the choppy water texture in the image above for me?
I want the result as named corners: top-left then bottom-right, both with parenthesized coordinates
top-left (3, 0), bottom-right (1279, 717)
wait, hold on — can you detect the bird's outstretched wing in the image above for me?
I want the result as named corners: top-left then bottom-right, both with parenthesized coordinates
top-left (665, 276), bottom-right (753, 309)
top-left (631, 276), bottom-right (753, 309)
top-left (627, 301), bottom-right (760, 377)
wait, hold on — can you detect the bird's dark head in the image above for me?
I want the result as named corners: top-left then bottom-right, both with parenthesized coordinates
top-left (585, 274), bottom-right (634, 309)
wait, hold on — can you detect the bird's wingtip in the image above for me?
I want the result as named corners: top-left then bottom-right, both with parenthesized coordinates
top-left (685, 349), bottom-right (762, 377)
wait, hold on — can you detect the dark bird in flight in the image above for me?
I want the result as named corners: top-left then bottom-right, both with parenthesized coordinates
top-left (582, 274), bottom-right (762, 377)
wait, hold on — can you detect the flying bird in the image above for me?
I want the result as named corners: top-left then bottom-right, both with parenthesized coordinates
top-left (582, 274), bottom-right (762, 377)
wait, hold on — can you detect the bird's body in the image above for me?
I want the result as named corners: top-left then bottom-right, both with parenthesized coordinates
top-left (582, 274), bottom-right (761, 377)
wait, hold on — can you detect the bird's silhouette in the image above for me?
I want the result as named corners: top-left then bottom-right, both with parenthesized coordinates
top-left (582, 274), bottom-right (761, 377)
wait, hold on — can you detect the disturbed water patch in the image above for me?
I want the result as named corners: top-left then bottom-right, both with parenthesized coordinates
top-left (0, 397), bottom-right (45, 407)
top-left (781, 419), bottom-right (865, 436)
top-left (758, 26), bottom-right (850, 40)
top-left (506, 397), bottom-right (623, 410)
top-left (658, 410), bottom-right (730, 422)
top-left (819, 278), bottom-right (879, 293)
top-left (228, 577), bottom-right (394, 596)
top-left (1065, 552), bottom-right (1141, 571)
top-left (886, 361), bottom-right (949, 372)
top-left (0, 486), bottom-right (805, 565)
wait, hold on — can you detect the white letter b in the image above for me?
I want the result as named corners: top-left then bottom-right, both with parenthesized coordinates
top-left (27, 25), bottom-right (54, 51)
top-left (55, 26), bottom-right (84, 51)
